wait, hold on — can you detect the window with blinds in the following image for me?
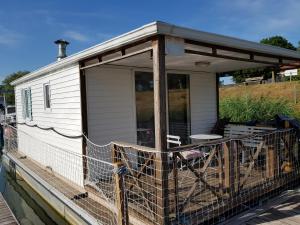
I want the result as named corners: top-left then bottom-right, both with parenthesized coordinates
top-left (21, 88), bottom-right (32, 120)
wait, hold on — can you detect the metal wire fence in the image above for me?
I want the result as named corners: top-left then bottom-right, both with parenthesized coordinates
top-left (111, 128), bottom-right (300, 225)
top-left (3, 124), bottom-right (300, 225)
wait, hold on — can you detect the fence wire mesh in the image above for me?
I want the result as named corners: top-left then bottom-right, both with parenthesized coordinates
top-left (111, 128), bottom-right (300, 225)
top-left (3, 124), bottom-right (300, 225)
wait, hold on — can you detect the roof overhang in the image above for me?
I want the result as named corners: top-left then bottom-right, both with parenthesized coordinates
top-left (12, 21), bottom-right (300, 85)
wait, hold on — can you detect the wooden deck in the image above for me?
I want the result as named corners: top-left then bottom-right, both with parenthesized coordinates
top-left (7, 151), bottom-right (117, 225)
top-left (223, 190), bottom-right (300, 225)
top-left (0, 193), bottom-right (19, 225)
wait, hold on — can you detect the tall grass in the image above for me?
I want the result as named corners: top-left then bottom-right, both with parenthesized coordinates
top-left (220, 96), bottom-right (293, 123)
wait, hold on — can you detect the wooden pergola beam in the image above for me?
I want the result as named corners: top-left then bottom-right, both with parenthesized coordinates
top-left (185, 39), bottom-right (300, 62)
top-left (79, 37), bottom-right (153, 68)
top-left (185, 49), bottom-right (278, 66)
top-left (80, 47), bottom-right (152, 70)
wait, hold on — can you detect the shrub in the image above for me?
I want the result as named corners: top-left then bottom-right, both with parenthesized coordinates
top-left (284, 75), bottom-right (300, 82)
top-left (220, 96), bottom-right (293, 123)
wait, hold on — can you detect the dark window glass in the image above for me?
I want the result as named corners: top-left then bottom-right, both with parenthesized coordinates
top-left (135, 72), bottom-right (155, 147)
top-left (44, 84), bottom-right (51, 109)
top-left (7, 107), bottom-right (15, 114)
top-left (168, 74), bottom-right (190, 145)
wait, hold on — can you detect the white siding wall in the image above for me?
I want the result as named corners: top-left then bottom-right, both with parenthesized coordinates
top-left (190, 72), bottom-right (217, 134)
top-left (15, 64), bottom-right (84, 186)
top-left (13, 64), bottom-right (216, 186)
top-left (85, 67), bottom-right (136, 146)
top-left (85, 67), bottom-right (217, 148)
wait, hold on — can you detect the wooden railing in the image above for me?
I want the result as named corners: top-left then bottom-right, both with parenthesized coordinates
top-left (112, 128), bottom-right (300, 225)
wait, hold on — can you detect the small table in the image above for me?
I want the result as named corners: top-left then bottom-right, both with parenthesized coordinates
top-left (189, 134), bottom-right (223, 142)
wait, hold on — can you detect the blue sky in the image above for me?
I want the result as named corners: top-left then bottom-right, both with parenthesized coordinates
top-left (0, 0), bottom-right (299, 82)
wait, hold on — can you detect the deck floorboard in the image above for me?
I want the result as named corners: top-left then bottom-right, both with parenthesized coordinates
top-left (0, 193), bottom-right (19, 225)
top-left (223, 191), bottom-right (300, 225)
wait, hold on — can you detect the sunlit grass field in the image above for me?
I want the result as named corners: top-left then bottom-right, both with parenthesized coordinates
top-left (219, 81), bottom-right (300, 121)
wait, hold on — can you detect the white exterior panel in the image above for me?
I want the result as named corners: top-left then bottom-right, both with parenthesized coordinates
top-left (86, 67), bottom-right (136, 146)
top-left (85, 66), bottom-right (217, 145)
top-left (190, 72), bottom-right (217, 134)
top-left (15, 64), bottom-right (84, 186)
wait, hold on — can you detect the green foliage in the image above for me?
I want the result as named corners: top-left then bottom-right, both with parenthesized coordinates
top-left (260, 36), bottom-right (296, 50)
top-left (231, 67), bottom-right (272, 83)
top-left (284, 75), bottom-right (300, 82)
top-left (220, 96), bottom-right (293, 123)
top-left (0, 71), bottom-right (29, 105)
top-left (227, 36), bottom-right (296, 83)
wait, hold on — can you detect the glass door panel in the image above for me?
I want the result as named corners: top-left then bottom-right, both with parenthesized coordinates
top-left (135, 72), bottom-right (190, 147)
top-left (168, 74), bottom-right (190, 145)
top-left (135, 72), bottom-right (155, 147)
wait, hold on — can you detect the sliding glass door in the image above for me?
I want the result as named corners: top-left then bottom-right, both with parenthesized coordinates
top-left (135, 72), bottom-right (155, 147)
top-left (135, 72), bottom-right (190, 147)
top-left (168, 74), bottom-right (190, 145)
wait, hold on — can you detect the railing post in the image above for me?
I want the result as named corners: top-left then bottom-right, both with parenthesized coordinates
top-left (112, 144), bottom-right (122, 163)
top-left (233, 140), bottom-right (240, 193)
top-left (217, 145), bottom-right (224, 193)
top-left (223, 142), bottom-right (234, 195)
top-left (266, 134), bottom-right (277, 179)
top-left (114, 162), bottom-right (129, 225)
top-left (266, 145), bottom-right (277, 178)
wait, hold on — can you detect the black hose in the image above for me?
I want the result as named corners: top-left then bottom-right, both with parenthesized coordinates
top-left (16, 122), bottom-right (83, 139)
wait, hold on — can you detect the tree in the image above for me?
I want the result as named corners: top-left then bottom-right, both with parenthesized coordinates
top-left (0, 71), bottom-right (29, 105)
top-left (229, 36), bottom-right (296, 83)
top-left (260, 36), bottom-right (296, 50)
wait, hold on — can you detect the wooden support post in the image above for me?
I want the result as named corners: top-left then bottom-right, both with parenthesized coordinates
top-left (271, 70), bottom-right (275, 83)
top-left (112, 144), bottom-right (122, 163)
top-left (233, 141), bottom-right (240, 193)
top-left (152, 35), bottom-right (169, 225)
top-left (216, 73), bottom-right (220, 120)
top-left (172, 153), bottom-right (179, 221)
top-left (114, 162), bottom-right (129, 225)
top-left (266, 145), bottom-right (277, 178)
top-left (223, 142), bottom-right (235, 195)
top-left (80, 69), bottom-right (88, 179)
top-left (217, 146), bottom-right (224, 194)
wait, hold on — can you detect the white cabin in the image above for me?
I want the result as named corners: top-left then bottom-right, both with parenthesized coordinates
top-left (11, 21), bottom-right (300, 186)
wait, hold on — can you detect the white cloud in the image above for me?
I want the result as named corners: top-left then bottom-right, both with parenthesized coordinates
top-left (0, 26), bottom-right (23, 46)
top-left (63, 30), bottom-right (89, 42)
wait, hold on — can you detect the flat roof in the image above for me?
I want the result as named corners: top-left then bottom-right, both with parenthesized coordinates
top-left (12, 21), bottom-right (300, 85)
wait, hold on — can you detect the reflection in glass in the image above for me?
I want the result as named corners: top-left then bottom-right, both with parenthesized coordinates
top-left (135, 72), bottom-right (155, 147)
top-left (168, 74), bottom-right (190, 145)
top-left (135, 72), bottom-right (191, 147)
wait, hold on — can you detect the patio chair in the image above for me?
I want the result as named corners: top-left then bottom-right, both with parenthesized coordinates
top-left (167, 135), bottom-right (209, 170)
top-left (167, 134), bottom-right (181, 147)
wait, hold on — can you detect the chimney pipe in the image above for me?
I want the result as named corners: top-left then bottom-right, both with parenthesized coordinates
top-left (54, 39), bottom-right (69, 61)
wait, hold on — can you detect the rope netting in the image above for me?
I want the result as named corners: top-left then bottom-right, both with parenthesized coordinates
top-left (3, 124), bottom-right (300, 225)
top-left (3, 125), bottom-right (118, 225)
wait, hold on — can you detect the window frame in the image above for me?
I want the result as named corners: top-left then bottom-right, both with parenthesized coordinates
top-left (43, 83), bottom-right (51, 110)
top-left (21, 87), bottom-right (32, 121)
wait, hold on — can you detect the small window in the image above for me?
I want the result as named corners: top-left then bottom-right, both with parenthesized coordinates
top-left (44, 83), bottom-right (51, 109)
top-left (21, 88), bottom-right (32, 120)
top-left (7, 106), bottom-right (15, 114)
